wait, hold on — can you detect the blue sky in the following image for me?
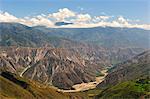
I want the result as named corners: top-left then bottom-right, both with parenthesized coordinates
top-left (0, 0), bottom-right (149, 24)
top-left (0, 0), bottom-right (150, 29)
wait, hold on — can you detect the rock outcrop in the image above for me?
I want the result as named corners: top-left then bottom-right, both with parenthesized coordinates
top-left (0, 47), bottom-right (103, 89)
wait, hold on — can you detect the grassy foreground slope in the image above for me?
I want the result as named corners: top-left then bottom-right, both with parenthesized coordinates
top-left (0, 72), bottom-right (70, 99)
top-left (96, 77), bottom-right (150, 99)
top-left (95, 50), bottom-right (150, 99)
top-left (0, 71), bottom-right (85, 99)
top-left (0, 71), bottom-right (102, 99)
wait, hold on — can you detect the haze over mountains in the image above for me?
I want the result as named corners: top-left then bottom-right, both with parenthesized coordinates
top-left (0, 22), bottom-right (150, 98)
top-left (34, 25), bottom-right (150, 49)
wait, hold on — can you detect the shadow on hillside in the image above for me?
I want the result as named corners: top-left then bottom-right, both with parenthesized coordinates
top-left (0, 71), bottom-right (28, 89)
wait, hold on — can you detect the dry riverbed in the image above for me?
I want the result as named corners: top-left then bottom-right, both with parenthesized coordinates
top-left (59, 70), bottom-right (108, 92)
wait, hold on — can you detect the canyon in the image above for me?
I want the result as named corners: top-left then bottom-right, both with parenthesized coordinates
top-left (0, 22), bottom-right (150, 98)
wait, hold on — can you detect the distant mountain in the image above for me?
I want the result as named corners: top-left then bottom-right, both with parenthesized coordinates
top-left (1, 22), bottom-right (149, 49)
top-left (34, 26), bottom-right (150, 49)
top-left (0, 22), bottom-right (49, 47)
top-left (0, 22), bottom-right (80, 48)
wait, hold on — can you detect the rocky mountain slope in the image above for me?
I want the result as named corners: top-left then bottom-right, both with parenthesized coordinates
top-left (97, 50), bottom-right (150, 88)
top-left (1, 50), bottom-right (149, 99)
top-left (0, 47), bottom-right (104, 89)
top-left (0, 47), bottom-right (145, 90)
top-left (0, 71), bottom-right (94, 99)
top-left (94, 50), bottom-right (150, 99)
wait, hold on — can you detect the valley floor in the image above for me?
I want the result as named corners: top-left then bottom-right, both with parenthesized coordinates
top-left (58, 70), bottom-right (108, 93)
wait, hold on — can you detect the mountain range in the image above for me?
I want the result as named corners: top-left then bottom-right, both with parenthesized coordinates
top-left (1, 22), bottom-right (149, 49)
top-left (0, 22), bottom-right (150, 98)
top-left (34, 25), bottom-right (150, 49)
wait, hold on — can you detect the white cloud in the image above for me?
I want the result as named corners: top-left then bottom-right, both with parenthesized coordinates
top-left (0, 8), bottom-right (150, 30)
top-left (97, 16), bottom-right (110, 20)
top-left (75, 14), bottom-right (91, 23)
top-left (0, 12), bottom-right (18, 22)
top-left (93, 16), bottom-right (110, 23)
top-left (117, 16), bottom-right (128, 24)
top-left (0, 12), bottom-right (54, 27)
top-left (49, 8), bottom-right (75, 21)
top-left (28, 15), bottom-right (53, 26)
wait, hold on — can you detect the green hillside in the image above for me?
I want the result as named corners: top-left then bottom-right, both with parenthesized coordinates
top-left (96, 77), bottom-right (150, 99)
top-left (95, 51), bottom-right (150, 99)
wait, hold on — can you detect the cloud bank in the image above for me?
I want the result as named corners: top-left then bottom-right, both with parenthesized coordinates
top-left (0, 8), bottom-right (150, 30)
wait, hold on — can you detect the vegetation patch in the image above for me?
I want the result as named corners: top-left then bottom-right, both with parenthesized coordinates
top-left (96, 77), bottom-right (150, 99)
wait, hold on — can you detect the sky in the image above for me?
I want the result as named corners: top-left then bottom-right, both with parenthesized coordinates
top-left (0, 0), bottom-right (150, 29)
